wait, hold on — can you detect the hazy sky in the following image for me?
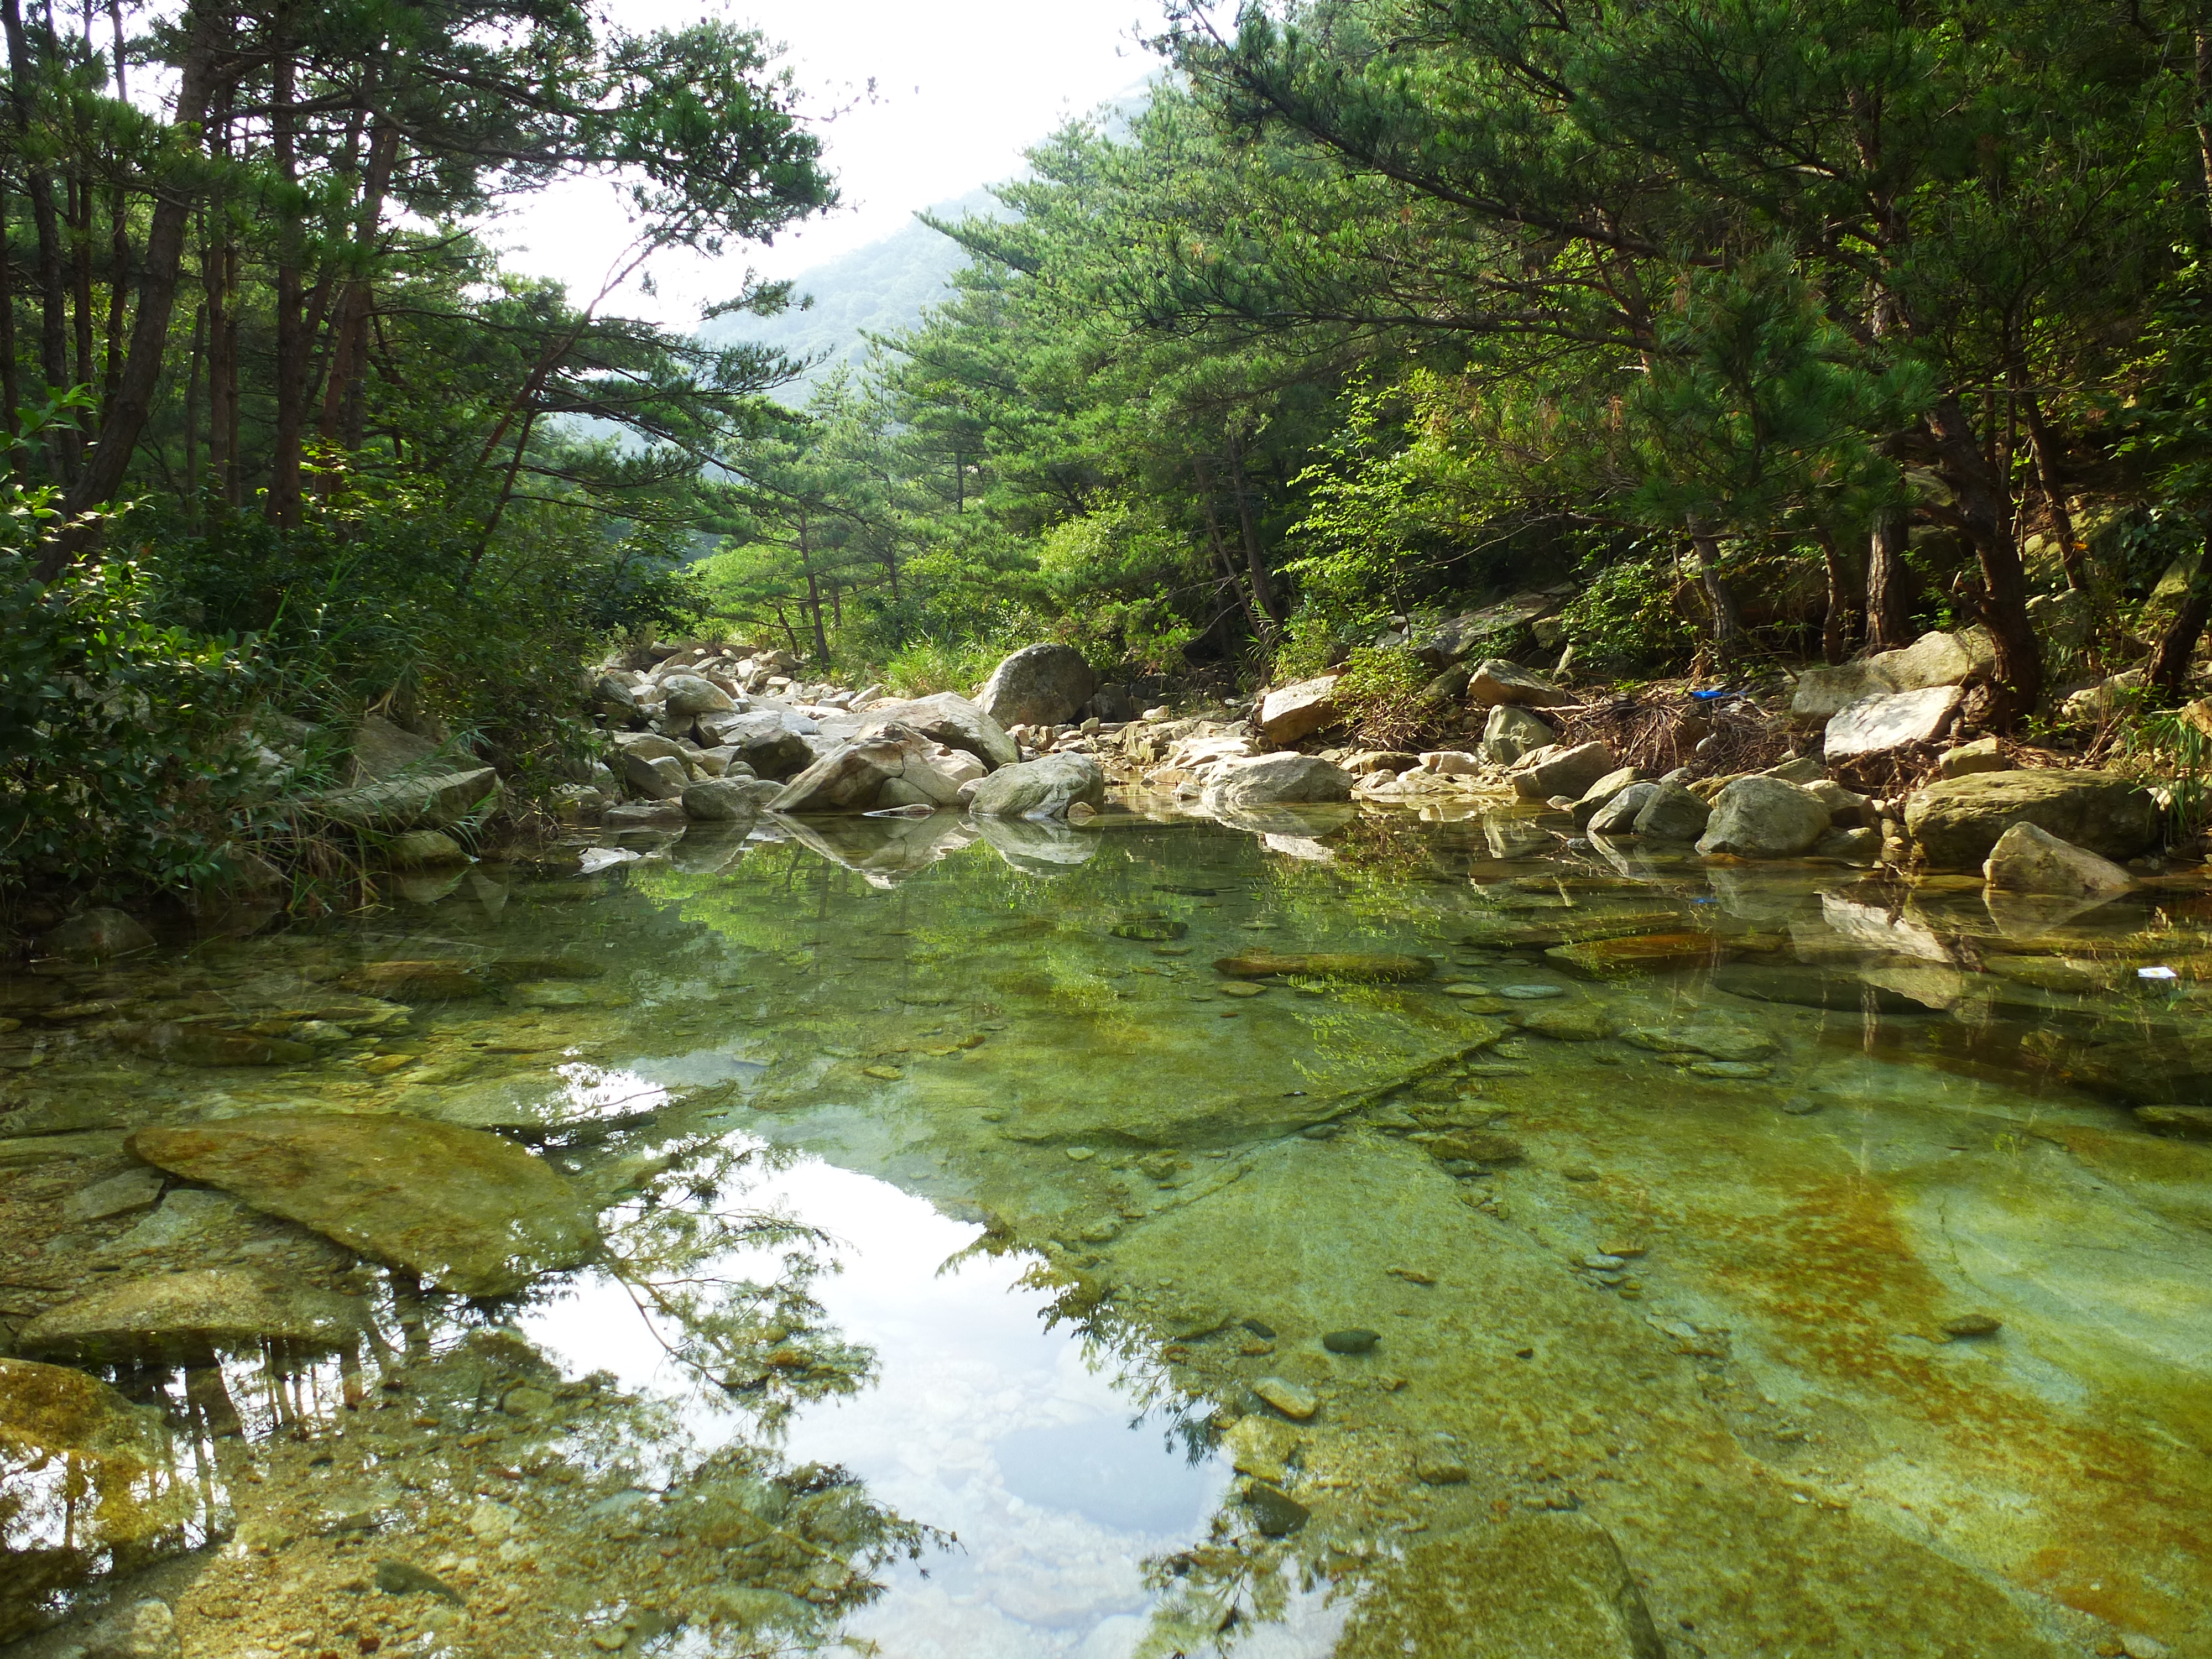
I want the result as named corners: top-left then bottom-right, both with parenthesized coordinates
top-left (493, 0), bottom-right (1168, 326)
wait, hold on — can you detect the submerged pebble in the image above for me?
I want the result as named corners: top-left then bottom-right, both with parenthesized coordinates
top-left (1253, 1376), bottom-right (1319, 1420)
top-left (1322, 1328), bottom-right (1380, 1354)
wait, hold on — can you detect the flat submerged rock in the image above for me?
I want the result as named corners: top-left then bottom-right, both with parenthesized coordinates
top-left (130, 1112), bottom-right (599, 1296)
top-left (17, 1267), bottom-right (367, 1361)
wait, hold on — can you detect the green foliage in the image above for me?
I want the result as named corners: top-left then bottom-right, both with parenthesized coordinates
top-left (1553, 547), bottom-right (1700, 679)
top-left (1329, 645), bottom-right (1428, 748)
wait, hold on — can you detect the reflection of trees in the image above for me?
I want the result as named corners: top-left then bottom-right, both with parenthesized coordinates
top-left (596, 1136), bottom-right (879, 1436)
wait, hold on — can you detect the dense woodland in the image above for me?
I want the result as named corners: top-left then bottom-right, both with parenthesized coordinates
top-left (9, 0), bottom-right (2212, 898)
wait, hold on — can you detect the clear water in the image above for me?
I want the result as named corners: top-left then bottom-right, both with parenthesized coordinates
top-left (3, 805), bottom-right (2209, 1658)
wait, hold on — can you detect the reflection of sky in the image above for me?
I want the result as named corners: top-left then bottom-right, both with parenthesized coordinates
top-left (522, 1154), bottom-right (1279, 1656)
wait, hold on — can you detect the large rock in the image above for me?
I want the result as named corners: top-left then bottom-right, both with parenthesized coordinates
top-left (130, 1113), bottom-right (598, 1297)
top-left (1510, 741), bottom-right (1616, 802)
top-left (1201, 754), bottom-right (1354, 813)
top-left (1822, 686), bottom-right (1962, 760)
top-left (855, 692), bottom-right (1018, 770)
top-left (968, 753), bottom-right (1107, 819)
top-left (694, 709), bottom-right (817, 779)
top-left (1257, 676), bottom-right (1344, 745)
top-left (1481, 703), bottom-right (1554, 765)
top-left (1467, 658), bottom-right (1573, 707)
top-left (769, 725), bottom-right (963, 814)
top-left (1338, 1513), bottom-right (1665, 1659)
top-left (1571, 766), bottom-right (1644, 827)
top-left (1586, 781), bottom-right (1658, 836)
top-left (978, 644), bottom-right (1096, 728)
top-left (682, 776), bottom-right (777, 822)
top-left (17, 1269), bottom-right (367, 1361)
top-left (1903, 769), bottom-right (2161, 869)
top-left (620, 751), bottom-right (690, 800)
top-left (1791, 630), bottom-right (1992, 722)
top-left (39, 909), bottom-right (155, 961)
top-left (1695, 775), bottom-right (1832, 858)
top-left (1983, 822), bottom-right (2135, 900)
top-left (348, 713), bottom-right (447, 782)
top-left (319, 767), bottom-right (502, 831)
top-left (656, 672), bottom-right (735, 716)
top-left (1632, 779), bottom-right (1712, 840)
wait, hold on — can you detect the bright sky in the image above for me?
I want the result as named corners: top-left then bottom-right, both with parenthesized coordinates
top-left (493, 0), bottom-right (1169, 327)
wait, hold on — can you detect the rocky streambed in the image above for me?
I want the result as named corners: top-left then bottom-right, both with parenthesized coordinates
top-left (3, 747), bottom-right (2211, 1657)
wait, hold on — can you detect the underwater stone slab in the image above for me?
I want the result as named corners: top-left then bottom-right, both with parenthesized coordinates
top-left (131, 1113), bottom-right (598, 1297)
top-left (17, 1268), bottom-right (367, 1362)
top-left (113, 1024), bottom-right (319, 1067)
top-left (1214, 950), bottom-right (1433, 982)
top-left (338, 960), bottom-right (492, 1001)
top-left (1339, 1513), bottom-right (1665, 1659)
top-left (1546, 933), bottom-right (1735, 978)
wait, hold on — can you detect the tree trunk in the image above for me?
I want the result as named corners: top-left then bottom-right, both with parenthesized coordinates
top-left (1689, 531), bottom-right (1744, 659)
top-left (265, 24), bottom-right (306, 529)
top-left (1223, 427), bottom-right (1286, 627)
top-left (1194, 456), bottom-right (1262, 640)
top-left (184, 302), bottom-right (203, 524)
top-left (1814, 528), bottom-right (1853, 665)
top-left (2147, 568), bottom-right (2212, 697)
top-left (0, 181), bottom-right (19, 426)
top-left (1866, 509), bottom-right (1911, 648)
top-left (1923, 395), bottom-right (2043, 725)
top-left (319, 119), bottom-right (399, 452)
top-left (2010, 364), bottom-right (2084, 590)
top-left (49, 0), bottom-right (225, 549)
top-left (801, 521), bottom-right (831, 665)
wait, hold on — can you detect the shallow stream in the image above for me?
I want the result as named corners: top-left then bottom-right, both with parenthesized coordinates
top-left (3, 801), bottom-right (2209, 1658)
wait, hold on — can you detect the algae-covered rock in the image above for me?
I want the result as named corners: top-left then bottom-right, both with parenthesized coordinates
top-left (1983, 821), bottom-right (2135, 900)
top-left (1695, 775), bottom-right (1830, 858)
top-left (968, 753), bottom-right (1107, 820)
top-left (1214, 950), bottom-right (1433, 982)
top-left (1339, 1513), bottom-right (1664, 1658)
top-left (1546, 933), bottom-right (1734, 977)
top-left (113, 1024), bottom-right (318, 1067)
top-left (131, 1113), bottom-right (598, 1296)
top-left (338, 960), bottom-right (491, 1001)
top-left (38, 909), bottom-right (155, 961)
top-left (17, 1268), bottom-right (367, 1361)
top-left (1903, 769), bottom-right (2159, 869)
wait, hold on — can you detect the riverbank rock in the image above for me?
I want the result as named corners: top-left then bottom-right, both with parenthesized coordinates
top-left (1903, 769), bottom-right (2161, 869)
top-left (39, 909), bottom-right (156, 961)
top-left (1983, 822), bottom-right (2135, 900)
top-left (1468, 659), bottom-right (1573, 707)
top-left (682, 776), bottom-right (776, 821)
top-left (969, 753), bottom-right (1107, 819)
top-left (1632, 779), bottom-right (1712, 840)
top-left (770, 726), bottom-right (963, 814)
top-left (855, 692), bottom-right (1018, 769)
top-left (1481, 703), bottom-right (1555, 765)
top-left (695, 710), bottom-right (817, 779)
top-left (130, 1113), bottom-right (598, 1297)
top-left (658, 673), bottom-right (735, 716)
top-left (1587, 782), bottom-right (1658, 836)
top-left (1339, 1513), bottom-right (1665, 1659)
top-left (18, 1268), bottom-right (367, 1361)
top-left (1791, 629), bottom-right (1994, 722)
top-left (1937, 736), bottom-right (2010, 779)
top-left (1201, 754), bottom-right (1354, 813)
top-left (1823, 685), bottom-right (1962, 760)
top-left (621, 751), bottom-right (690, 800)
top-left (1511, 742), bottom-right (1617, 802)
top-left (319, 767), bottom-right (502, 832)
top-left (387, 830), bottom-right (466, 869)
top-left (1572, 766), bottom-right (1646, 827)
top-left (1258, 676), bottom-right (1344, 744)
top-left (978, 644), bottom-right (1095, 728)
top-left (1696, 775), bottom-right (1831, 858)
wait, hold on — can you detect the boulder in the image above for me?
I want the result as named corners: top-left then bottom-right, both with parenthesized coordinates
top-left (1791, 659), bottom-right (1900, 723)
top-left (39, 909), bottom-right (155, 961)
top-left (319, 766), bottom-right (502, 832)
top-left (602, 800), bottom-right (688, 830)
top-left (1586, 781), bottom-right (1658, 836)
top-left (1812, 825), bottom-right (1883, 863)
top-left (610, 731), bottom-right (691, 762)
top-left (968, 753), bottom-right (1108, 820)
top-left (1802, 779), bottom-right (1875, 826)
top-left (681, 776), bottom-right (776, 822)
top-left (855, 691), bottom-right (1018, 769)
top-left (1695, 775), bottom-right (1832, 858)
top-left (592, 672), bottom-right (642, 717)
top-left (18, 1268), bottom-right (368, 1362)
top-left (131, 1113), bottom-right (598, 1298)
top-left (1903, 769), bottom-right (2161, 869)
top-left (1983, 822), bottom-right (2135, 900)
top-left (1338, 1513), bottom-right (1665, 1659)
top-left (1257, 675), bottom-right (1344, 744)
top-left (769, 724), bottom-right (964, 814)
top-left (1345, 751), bottom-right (1420, 776)
top-left (1937, 736), bottom-right (2011, 779)
top-left (348, 713), bottom-right (446, 782)
top-left (978, 644), bottom-right (1096, 728)
top-left (1467, 658), bottom-right (1573, 707)
top-left (1481, 702), bottom-right (1556, 765)
top-left (1510, 741), bottom-right (1616, 802)
top-left (1791, 630), bottom-right (1992, 722)
top-left (694, 709), bottom-right (817, 779)
top-left (1420, 750), bottom-right (1484, 778)
top-left (386, 830), bottom-right (466, 869)
top-left (1822, 685), bottom-right (1962, 760)
top-left (1571, 766), bottom-right (1645, 827)
top-left (1201, 754), bottom-right (1355, 813)
top-left (656, 672), bottom-right (735, 716)
top-left (620, 751), bottom-right (690, 800)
